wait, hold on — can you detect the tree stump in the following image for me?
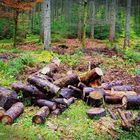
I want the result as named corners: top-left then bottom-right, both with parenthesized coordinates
top-left (86, 108), bottom-right (106, 119)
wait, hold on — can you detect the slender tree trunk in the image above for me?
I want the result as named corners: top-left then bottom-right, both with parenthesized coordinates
top-left (77, 0), bottom-right (82, 40)
top-left (124, 0), bottom-right (131, 48)
top-left (43, 0), bottom-right (51, 50)
top-left (90, 0), bottom-right (95, 39)
top-left (109, 0), bottom-right (116, 42)
top-left (13, 11), bottom-right (19, 48)
top-left (82, 0), bottom-right (88, 46)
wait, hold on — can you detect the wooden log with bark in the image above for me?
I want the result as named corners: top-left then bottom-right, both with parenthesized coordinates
top-left (105, 90), bottom-right (137, 98)
top-left (111, 85), bottom-right (133, 91)
top-left (0, 107), bottom-right (5, 120)
top-left (53, 73), bottom-right (79, 88)
top-left (78, 82), bottom-right (86, 90)
top-left (117, 109), bottom-right (132, 131)
top-left (0, 86), bottom-right (19, 110)
top-left (87, 91), bottom-right (104, 107)
top-left (122, 95), bottom-right (140, 109)
top-left (102, 81), bottom-right (123, 90)
top-left (36, 99), bottom-right (57, 111)
top-left (12, 82), bottom-right (47, 99)
top-left (86, 108), bottom-right (106, 119)
top-left (134, 112), bottom-right (140, 125)
top-left (32, 106), bottom-right (50, 124)
top-left (40, 58), bottom-right (61, 76)
top-left (52, 97), bottom-right (75, 107)
top-left (79, 67), bottom-right (103, 84)
top-left (105, 96), bottom-right (122, 104)
top-left (28, 76), bottom-right (60, 95)
top-left (1, 102), bottom-right (24, 124)
top-left (68, 85), bottom-right (82, 98)
top-left (59, 88), bottom-right (75, 99)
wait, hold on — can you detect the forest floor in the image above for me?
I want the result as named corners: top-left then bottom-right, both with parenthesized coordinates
top-left (0, 38), bottom-right (140, 140)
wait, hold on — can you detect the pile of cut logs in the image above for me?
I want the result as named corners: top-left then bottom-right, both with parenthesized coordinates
top-left (0, 58), bottom-right (140, 131)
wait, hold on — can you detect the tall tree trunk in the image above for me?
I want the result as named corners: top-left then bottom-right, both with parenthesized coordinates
top-left (77, 0), bottom-right (82, 40)
top-left (43, 0), bottom-right (51, 50)
top-left (82, 0), bottom-right (88, 46)
top-left (90, 0), bottom-right (95, 39)
top-left (124, 0), bottom-right (131, 48)
top-left (13, 11), bottom-right (19, 48)
top-left (109, 0), bottom-right (116, 42)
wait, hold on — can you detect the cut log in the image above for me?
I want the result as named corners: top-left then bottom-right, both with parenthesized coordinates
top-left (112, 85), bottom-right (133, 91)
top-left (83, 87), bottom-right (105, 101)
top-left (105, 90), bottom-right (137, 98)
top-left (36, 99), bottom-right (57, 110)
top-left (0, 86), bottom-right (19, 110)
top-left (1, 102), bottom-right (24, 125)
top-left (59, 88), bottom-right (75, 99)
top-left (102, 81), bottom-right (123, 90)
top-left (40, 58), bottom-right (60, 75)
top-left (28, 76), bottom-right (60, 95)
top-left (117, 109), bottom-right (132, 131)
top-left (122, 95), bottom-right (140, 109)
top-left (86, 108), bottom-right (106, 119)
top-left (52, 108), bottom-right (61, 115)
top-left (53, 74), bottom-right (79, 88)
top-left (87, 91), bottom-right (104, 107)
top-left (68, 85), bottom-right (82, 98)
top-left (78, 82), bottom-right (86, 90)
top-left (52, 97), bottom-right (75, 107)
top-left (32, 106), bottom-right (50, 124)
top-left (12, 82), bottom-right (46, 99)
top-left (0, 107), bottom-right (5, 120)
top-left (107, 109), bottom-right (117, 120)
top-left (79, 67), bottom-right (103, 84)
top-left (105, 96), bottom-right (122, 104)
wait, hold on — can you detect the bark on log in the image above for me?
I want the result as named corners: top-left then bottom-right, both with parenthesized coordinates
top-left (1, 102), bottom-right (24, 124)
top-left (118, 109), bottom-right (132, 131)
top-left (53, 74), bottom-right (79, 88)
top-left (0, 86), bottom-right (19, 110)
top-left (79, 67), bottom-right (103, 84)
top-left (59, 88), bottom-right (75, 99)
top-left (40, 58), bottom-right (60, 75)
top-left (32, 106), bottom-right (50, 124)
top-left (122, 95), bottom-right (140, 109)
top-left (12, 82), bottom-right (46, 99)
top-left (87, 91), bottom-right (104, 107)
top-left (52, 97), bottom-right (75, 107)
top-left (28, 76), bottom-right (60, 95)
top-left (0, 107), bottom-right (5, 120)
top-left (105, 90), bottom-right (137, 98)
top-left (78, 82), bottom-right (86, 90)
top-left (68, 85), bottom-right (82, 98)
top-left (112, 85), bottom-right (133, 91)
top-left (52, 108), bottom-right (61, 115)
top-left (36, 99), bottom-right (57, 110)
top-left (134, 112), bottom-right (140, 124)
top-left (105, 96), bottom-right (122, 104)
top-left (102, 81), bottom-right (123, 90)
top-left (86, 108), bottom-right (106, 119)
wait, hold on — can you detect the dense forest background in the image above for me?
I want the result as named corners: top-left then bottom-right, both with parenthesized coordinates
top-left (0, 0), bottom-right (140, 48)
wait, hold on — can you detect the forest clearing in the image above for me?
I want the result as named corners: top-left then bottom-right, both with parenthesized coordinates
top-left (0, 0), bottom-right (140, 140)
